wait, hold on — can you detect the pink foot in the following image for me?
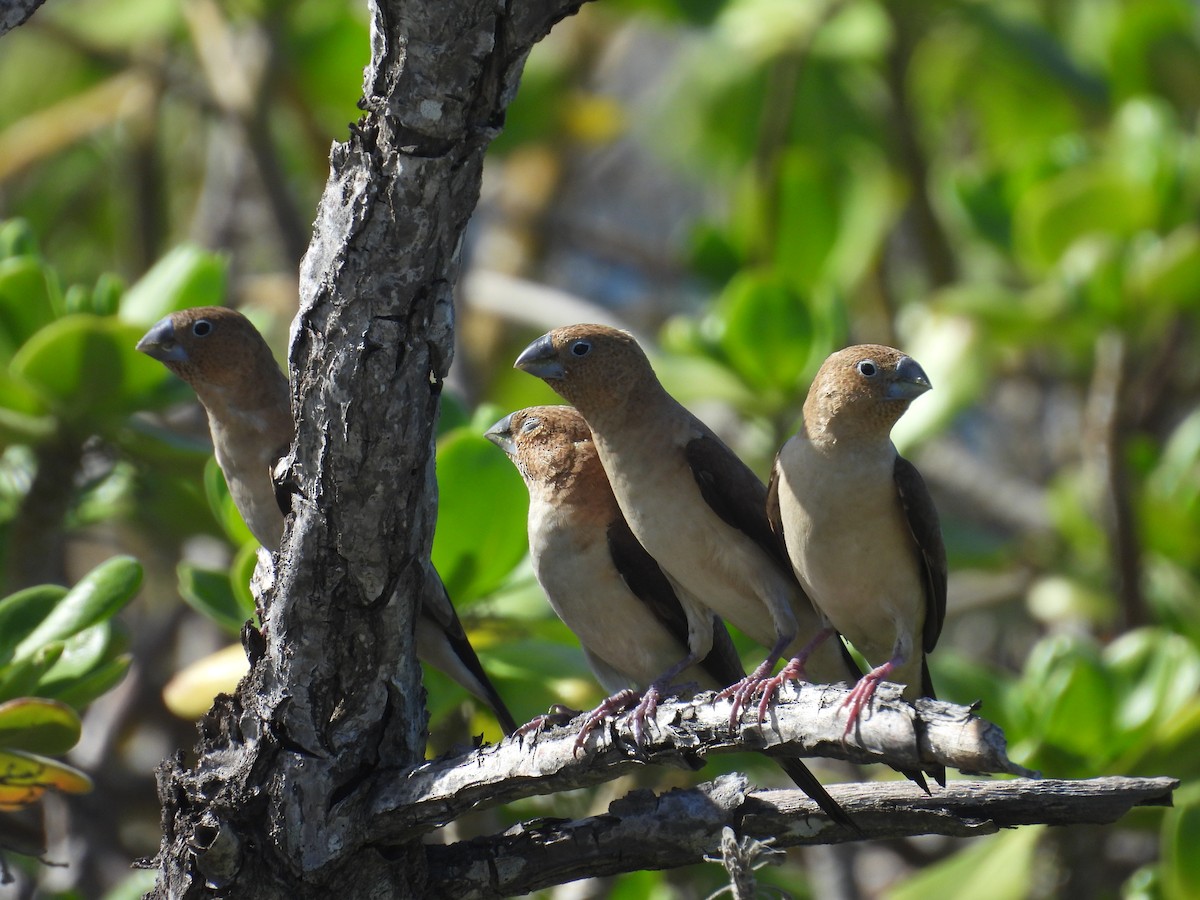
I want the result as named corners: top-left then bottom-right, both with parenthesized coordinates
top-left (841, 661), bottom-right (895, 736)
top-left (574, 689), bottom-right (640, 755)
top-left (716, 658), bottom-right (776, 729)
top-left (514, 704), bottom-right (579, 741)
top-left (753, 656), bottom-right (809, 722)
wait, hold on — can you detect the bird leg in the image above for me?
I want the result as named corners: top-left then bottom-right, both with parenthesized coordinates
top-left (715, 632), bottom-right (792, 729)
top-left (625, 652), bottom-right (701, 746)
top-left (573, 690), bottom-right (642, 755)
top-left (751, 626), bottom-right (836, 722)
top-left (514, 704), bottom-right (580, 741)
top-left (841, 654), bottom-right (901, 736)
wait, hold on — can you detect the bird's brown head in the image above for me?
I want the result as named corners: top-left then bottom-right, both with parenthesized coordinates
top-left (513, 325), bottom-right (661, 420)
top-left (137, 306), bottom-right (284, 400)
top-left (485, 405), bottom-right (601, 493)
top-left (804, 344), bottom-right (931, 440)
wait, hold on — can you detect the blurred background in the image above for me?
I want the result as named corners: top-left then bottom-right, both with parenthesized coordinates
top-left (1, 0), bottom-right (1198, 897)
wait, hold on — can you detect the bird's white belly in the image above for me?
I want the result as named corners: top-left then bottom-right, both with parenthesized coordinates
top-left (528, 507), bottom-right (691, 689)
top-left (777, 443), bottom-right (923, 666)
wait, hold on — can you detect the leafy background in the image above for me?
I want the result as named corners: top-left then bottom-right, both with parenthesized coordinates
top-left (1, 0), bottom-right (1199, 897)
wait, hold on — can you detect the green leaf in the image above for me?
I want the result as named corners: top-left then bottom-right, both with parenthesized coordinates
top-left (1129, 225), bottom-right (1200, 310)
top-left (0, 220), bottom-right (38, 259)
top-left (0, 256), bottom-right (60, 359)
top-left (1017, 633), bottom-right (1114, 764)
top-left (0, 584), bottom-right (67, 666)
top-left (117, 244), bottom-right (227, 328)
top-left (1014, 167), bottom-right (1155, 272)
top-left (46, 654), bottom-right (131, 710)
top-left (0, 697), bottom-right (81, 754)
top-left (12, 556), bottom-right (141, 662)
top-left (433, 429), bottom-right (529, 603)
top-left (9, 314), bottom-right (179, 422)
top-left (177, 561), bottom-right (255, 635)
top-left (1163, 788), bottom-right (1200, 900)
top-left (889, 826), bottom-right (1044, 900)
top-left (712, 270), bottom-right (812, 393)
top-left (0, 645), bottom-right (64, 704)
top-left (35, 622), bottom-right (118, 694)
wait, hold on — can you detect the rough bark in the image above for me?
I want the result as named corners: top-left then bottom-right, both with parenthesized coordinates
top-left (0, 0), bottom-right (47, 39)
top-left (361, 683), bottom-right (1034, 841)
top-left (424, 775), bottom-right (1178, 898)
top-left (150, 1), bottom-right (588, 897)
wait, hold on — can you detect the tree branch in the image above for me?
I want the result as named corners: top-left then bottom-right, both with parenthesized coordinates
top-left (360, 682), bottom-right (1034, 842)
top-left (0, 0), bottom-right (47, 40)
top-left (424, 773), bottom-right (1177, 898)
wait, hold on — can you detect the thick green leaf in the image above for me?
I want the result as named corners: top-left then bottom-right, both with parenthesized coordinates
top-left (0, 256), bottom-right (60, 359)
top-left (0, 220), bottom-right (38, 260)
top-left (35, 622), bottom-right (116, 693)
top-left (0, 697), bottom-right (81, 754)
top-left (712, 270), bottom-right (812, 394)
top-left (432, 429), bottom-right (529, 603)
top-left (47, 654), bottom-right (132, 710)
top-left (177, 561), bottom-right (255, 634)
top-left (10, 314), bottom-right (179, 422)
top-left (12, 556), bottom-right (140, 662)
top-left (117, 245), bottom-right (227, 328)
top-left (0, 584), bottom-right (67, 666)
top-left (0, 645), bottom-right (64, 703)
top-left (1014, 167), bottom-right (1155, 272)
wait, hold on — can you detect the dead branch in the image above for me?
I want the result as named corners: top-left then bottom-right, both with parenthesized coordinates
top-left (424, 773), bottom-right (1178, 898)
top-left (359, 681), bottom-right (1036, 841)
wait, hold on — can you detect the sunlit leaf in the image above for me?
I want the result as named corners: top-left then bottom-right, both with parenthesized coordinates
top-left (432, 429), bottom-right (529, 603)
top-left (162, 643), bottom-right (247, 720)
top-left (0, 747), bottom-right (92, 808)
top-left (117, 244), bottom-right (227, 328)
top-left (0, 698), bottom-right (80, 755)
top-left (12, 556), bottom-right (141, 662)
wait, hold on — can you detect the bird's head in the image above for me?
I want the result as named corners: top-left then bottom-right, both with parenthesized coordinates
top-left (804, 344), bottom-right (931, 439)
top-left (485, 405), bottom-right (596, 490)
top-left (513, 325), bottom-right (659, 418)
top-left (137, 306), bottom-right (282, 397)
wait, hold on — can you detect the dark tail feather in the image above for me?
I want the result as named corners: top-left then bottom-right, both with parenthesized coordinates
top-left (446, 628), bottom-right (518, 736)
top-left (775, 757), bottom-right (861, 834)
top-left (921, 658), bottom-right (946, 787)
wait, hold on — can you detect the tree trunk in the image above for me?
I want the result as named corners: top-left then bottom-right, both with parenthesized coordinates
top-left (150, 1), bottom-right (588, 896)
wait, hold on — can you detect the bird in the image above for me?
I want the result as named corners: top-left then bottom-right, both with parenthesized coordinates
top-left (769, 344), bottom-right (945, 780)
top-left (511, 325), bottom-right (857, 723)
top-left (485, 404), bottom-right (857, 830)
top-left (137, 306), bottom-right (517, 736)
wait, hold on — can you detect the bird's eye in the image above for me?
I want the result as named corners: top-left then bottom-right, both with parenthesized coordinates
top-left (857, 360), bottom-right (877, 377)
top-left (570, 340), bottom-right (592, 357)
top-left (192, 319), bottom-right (213, 337)
top-left (521, 417), bottom-right (540, 434)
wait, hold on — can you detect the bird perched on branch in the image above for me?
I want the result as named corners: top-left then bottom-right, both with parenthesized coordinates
top-left (486, 404), bottom-right (856, 830)
top-left (512, 325), bottom-right (857, 722)
top-left (769, 344), bottom-right (945, 781)
top-left (137, 306), bottom-right (517, 735)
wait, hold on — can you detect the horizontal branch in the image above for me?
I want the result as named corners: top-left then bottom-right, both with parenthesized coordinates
top-left (425, 774), bottom-right (1178, 898)
top-left (358, 681), bottom-right (1036, 841)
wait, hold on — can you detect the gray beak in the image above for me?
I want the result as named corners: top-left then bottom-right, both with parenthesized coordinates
top-left (514, 333), bottom-right (565, 379)
top-left (484, 413), bottom-right (517, 455)
top-left (136, 315), bottom-right (188, 363)
top-left (885, 356), bottom-right (932, 401)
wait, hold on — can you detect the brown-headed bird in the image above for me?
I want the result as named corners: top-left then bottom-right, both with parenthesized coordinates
top-left (137, 306), bottom-right (517, 735)
top-left (512, 326), bottom-right (857, 723)
top-left (769, 345), bottom-right (945, 763)
top-left (486, 404), bottom-right (856, 830)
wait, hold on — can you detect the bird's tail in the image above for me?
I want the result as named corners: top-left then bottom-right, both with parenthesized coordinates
top-left (921, 658), bottom-right (947, 787)
top-left (773, 757), bottom-right (861, 834)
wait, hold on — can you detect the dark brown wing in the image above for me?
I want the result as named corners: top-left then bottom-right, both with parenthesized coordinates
top-left (893, 455), bottom-right (947, 655)
top-left (606, 516), bottom-right (743, 686)
top-left (685, 431), bottom-right (793, 574)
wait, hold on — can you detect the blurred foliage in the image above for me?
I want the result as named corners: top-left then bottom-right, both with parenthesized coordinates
top-left (3, 0), bottom-right (1200, 897)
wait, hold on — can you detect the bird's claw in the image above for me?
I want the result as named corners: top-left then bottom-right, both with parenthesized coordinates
top-left (573, 690), bottom-right (640, 756)
top-left (716, 659), bottom-right (774, 729)
top-left (840, 664), bottom-right (891, 737)
top-left (626, 685), bottom-right (661, 747)
top-left (514, 704), bottom-right (579, 742)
